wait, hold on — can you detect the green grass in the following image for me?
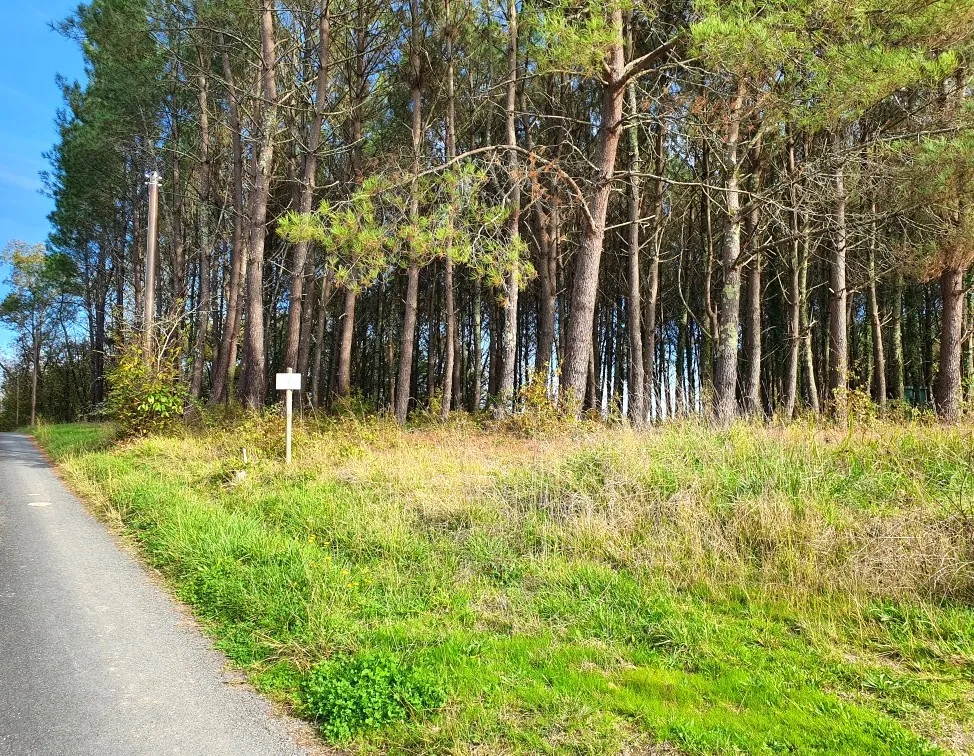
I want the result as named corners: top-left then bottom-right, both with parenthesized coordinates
top-left (34, 417), bottom-right (974, 754)
top-left (30, 421), bottom-right (112, 459)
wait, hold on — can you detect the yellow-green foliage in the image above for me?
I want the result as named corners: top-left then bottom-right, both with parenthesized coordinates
top-left (35, 420), bottom-right (974, 754)
top-left (106, 343), bottom-right (186, 436)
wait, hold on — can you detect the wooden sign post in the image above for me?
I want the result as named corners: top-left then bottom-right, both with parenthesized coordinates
top-left (276, 369), bottom-right (302, 464)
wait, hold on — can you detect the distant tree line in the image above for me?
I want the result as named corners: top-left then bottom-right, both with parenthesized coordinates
top-left (4, 0), bottom-right (974, 428)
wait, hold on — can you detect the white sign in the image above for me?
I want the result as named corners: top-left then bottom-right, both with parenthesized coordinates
top-left (276, 372), bottom-right (302, 391)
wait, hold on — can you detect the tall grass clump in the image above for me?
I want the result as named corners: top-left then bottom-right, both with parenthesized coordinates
top-left (490, 422), bottom-right (974, 604)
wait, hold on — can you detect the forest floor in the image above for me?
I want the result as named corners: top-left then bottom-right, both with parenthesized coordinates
top-left (33, 417), bottom-right (974, 755)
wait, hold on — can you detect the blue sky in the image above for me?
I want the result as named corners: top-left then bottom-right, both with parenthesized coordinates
top-left (0, 1), bottom-right (84, 247)
top-left (0, 1), bottom-right (84, 349)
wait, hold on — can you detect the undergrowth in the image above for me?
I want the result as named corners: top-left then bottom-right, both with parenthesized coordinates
top-left (33, 417), bottom-right (974, 754)
top-left (300, 651), bottom-right (446, 742)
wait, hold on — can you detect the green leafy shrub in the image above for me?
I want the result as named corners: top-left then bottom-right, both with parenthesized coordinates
top-left (107, 342), bottom-right (187, 435)
top-left (300, 651), bottom-right (445, 742)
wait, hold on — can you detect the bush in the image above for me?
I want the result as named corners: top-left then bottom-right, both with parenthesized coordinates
top-left (107, 342), bottom-right (187, 435)
top-left (502, 370), bottom-right (579, 437)
top-left (300, 651), bottom-right (445, 742)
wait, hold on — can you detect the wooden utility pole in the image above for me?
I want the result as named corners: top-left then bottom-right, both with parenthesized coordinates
top-left (143, 170), bottom-right (160, 360)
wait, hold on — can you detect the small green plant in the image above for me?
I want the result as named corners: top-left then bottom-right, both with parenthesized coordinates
top-left (107, 342), bottom-right (187, 435)
top-left (300, 651), bottom-right (445, 742)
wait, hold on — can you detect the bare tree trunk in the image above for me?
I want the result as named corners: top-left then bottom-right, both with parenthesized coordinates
top-left (190, 48), bottom-right (212, 401)
top-left (938, 69), bottom-right (968, 422)
top-left (494, 0), bottom-right (519, 418)
top-left (800, 220), bottom-right (819, 414)
top-left (472, 280), bottom-right (483, 411)
top-left (331, 0), bottom-right (368, 399)
top-left (742, 161), bottom-right (762, 418)
top-left (171, 140), bottom-right (186, 313)
top-left (132, 181), bottom-right (144, 323)
top-left (743, 249), bottom-right (762, 417)
top-left (31, 320), bottom-right (39, 426)
top-left (241, 0), bottom-right (277, 410)
top-left (700, 144), bottom-right (718, 406)
top-left (659, 303), bottom-right (670, 417)
top-left (890, 273), bottom-right (905, 402)
top-left (336, 288), bottom-right (356, 397)
top-left (297, 256), bottom-right (316, 380)
top-left (585, 340), bottom-right (598, 411)
top-left (394, 0), bottom-right (424, 425)
top-left (643, 123), bottom-right (664, 421)
top-left (560, 6), bottom-right (627, 408)
top-left (625, 32), bottom-right (645, 426)
top-left (310, 274), bottom-right (332, 407)
top-left (937, 265), bottom-right (964, 422)
top-left (713, 80), bottom-right (745, 424)
top-left (440, 0), bottom-right (457, 422)
top-left (395, 267), bottom-right (420, 421)
top-left (783, 131), bottom-right (801, 417)
top-left (868, 206), bottom-right (886, 409)
top-left (530, 115), bottom-right (557, 384)
top-left (534, 211), bottom-right (557, 378)
top-left (828, 148), bottom-right (849, 419)
top-left (675, 308), bottom-right (687, 416)
top-left (211, 37), bottom-right (246, 405)
top-left (284, 8), bottom-right (331, 371)
top-left (441, 268), bottom-right (457, 416)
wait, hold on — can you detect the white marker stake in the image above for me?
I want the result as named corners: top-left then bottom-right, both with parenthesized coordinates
top-left (276, 369), bottom-right (302, 465)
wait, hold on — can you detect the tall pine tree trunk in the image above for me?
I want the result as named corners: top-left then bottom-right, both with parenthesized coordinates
top-left (625, 37), bottom-right (645, 426)
top-left (783, 131), bottom-right (801, 417)
top-left (742, 162), bottom-right (762, 417)
top-left (211, 37), bottom-right (246, 405)
top-left (643, 122), bottom-right (665, 421)
top-left (713, 80), bottom-right (745, 424)
top-left (890, 274), bottom-right (906, 402)
top-left (743, 249), bottom-right (762, 417)
top-left (937, 266), bottom-right (964, 421)
top-left (472, 280), bottom-right (483, 411)
top-left (190, 50), bottom-right (212, 401)
top-left (868, 206), bottom-right (886, 409)
top-left (394, 0), bottom-right (424, 425)
top-left (241, 0), bottom-right (277, 409)
top-left (336, 288), bottom-right (356, 397)
top-left (828, 147), bottom-right (849, 418)
top-left (310, 274), bottom-right (332, 407)
top-left (560, 6), bottom-right (627, 408)
top-left (440, 0), bottom-right (457, 421)
top-left (333, 0), bottom-right (368, 400)
top-left (285, 8), bottom-right (331, 372)
top-left (494, 0), bottom-right (519, 418)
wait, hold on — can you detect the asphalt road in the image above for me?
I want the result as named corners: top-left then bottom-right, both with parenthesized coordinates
top-left (0, 432), bottom-right (312, 756)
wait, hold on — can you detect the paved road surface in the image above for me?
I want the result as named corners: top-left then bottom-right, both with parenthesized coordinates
top-left (0, 432), bottom-right (312, 756)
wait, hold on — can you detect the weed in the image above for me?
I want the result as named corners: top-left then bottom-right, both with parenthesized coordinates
top-left (300, 651), bottom-right (445, 741)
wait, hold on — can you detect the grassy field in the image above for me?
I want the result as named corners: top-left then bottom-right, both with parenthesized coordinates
top-left (33, 417), bottom-right (974, 755)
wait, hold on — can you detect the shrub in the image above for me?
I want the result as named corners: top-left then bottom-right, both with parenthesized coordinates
top-left (107, 342), bottom-right (187, 436)
top-left (502, 370), bottom-right (579, 437)
top-left (300, 651), bottom-right (445, 742)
